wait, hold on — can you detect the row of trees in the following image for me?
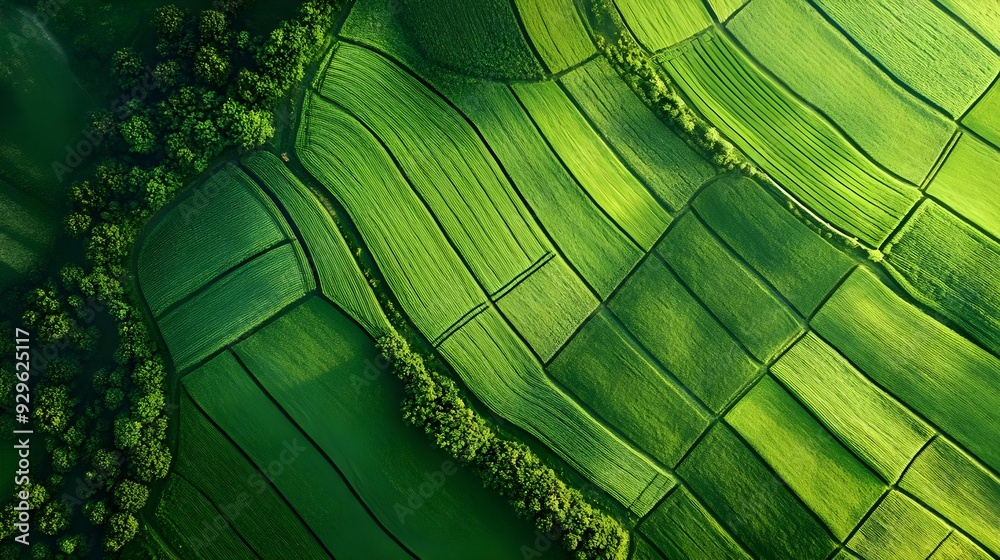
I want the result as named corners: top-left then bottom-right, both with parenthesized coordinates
top-left (0, 0), bottom-right (339, 557)
top-left (377, 333), bottom-right (629, 560)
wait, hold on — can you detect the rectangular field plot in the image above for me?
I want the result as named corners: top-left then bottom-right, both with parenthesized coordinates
top-left (726, 376), bottom-right (885, 539)
top-left (632, 536), bottom-right (666, 560)
top-left (931, 532), bottom-right (993, 560)
top-left (613, 0), bottom-right (712, 52)
top-left (771, 333), bottom-right (932, 482)
top-left (319, 43), bottom-right (550, 294)
top-left (138, 164), bottom-right (291, 317)
top-left (727, 0), bottom-right (955, 184)
top-left (662, 32), bottom-right (921, 246)
top-left (242, 152), bottom-right (390, 338)
top-left (900, 439), bottom-right (1000, 557)
top-left (447, 80), bottom-right (642, 298)
top-left (174, 394), bottom-right (330, 560)
top-left (548, 310), bottom-right (711, 467)
top-left (610, 257), bottom-right (759, 412)
top-left (297, 94), bottom-right (486, 340)
top-left (154, 475), bottom-right (255, 559)
top-left (658, 212), bottom-right (803, 362)
top-left (496, 256), bottom-right (597, 362)
top-left (561, 57), bottom-right (715, 211)
top-left (512, 79), bottom-right (671, 250)
top-left (846, 491), bottom-right (950, 560)
top-left (183, 351), bottom-right (410, 559)
top-left (157, 243), bottom-right (312, 372)
top-left (693, 176), bottom-right (855, 316)
top-left (677, 424), bottom-right (837, 559)
top-left (810, 0), bottom-right (998, 116)
top-left (927, 134), bottom-right (1000, 239)
top-left (439, 307), bottom-right (675, 515)
top-left (640, 487), bottom-right (750, 559)
top-left (707, 0), bottom-right (746, 22)
top-left (886, 200), bottom-right (1000, 355)
top-left (513, 0), bottom-right (594, 73)
top-left (964, 79), bottom-right (1000, 148)
top-left (233, 297), bottom-right (540, 559)
top-left (812, 267), bottom-right (1000, 473)
top-left (937, 0), bottom-right (1000, 50)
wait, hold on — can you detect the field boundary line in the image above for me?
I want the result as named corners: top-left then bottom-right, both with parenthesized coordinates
top-left (549, 52), bottom-right (602, 81)
top-left (226, 349), bottom-right (421, 559)
top-left (959, 69), bottom-right (1000, 123)
top-left (823, 487), bottom-right (891, 560)
top-left (504, 0), bottom-right (552, 75)
top-left (924, 193), bottom-right (1000, 248)
top-left (170, 471), bottom-right (265, 559)
top-left (805, 264), bottom-right (858, 322)
top-left (490, 251), bottom-right (555, 301)
top-left (927, 0), bottom-right (1000, 59)
top-left (894, 486), bottom-right (1000, 560)
top-left (877, 197), bottom-right (927, 252)
top-left (920, 129), bottom-right (962, 190)
top-left (432, 302), bottom-right (490, 347)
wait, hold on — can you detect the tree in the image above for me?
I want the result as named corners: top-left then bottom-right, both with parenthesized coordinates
top-left (114, 480), bottom-right (149, 513)
top-left (38, 502), bottom-right (70, 536)
top-left (83, 500), bottom-right (109, 526)
top-left (121, 115), bottom-right (157, 155)
top-left (111, 48), bottom-right (144, 90)
top-left (221, 99), bottom-right (275, 150)
top-left (104, 513), bottom-right (138, 551)
top-left (36, 385), bottom-right (76, 436)
top-left (195, 44), bottom-right (230, 86)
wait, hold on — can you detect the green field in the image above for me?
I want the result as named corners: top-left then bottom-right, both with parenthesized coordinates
top-left (937, 0), bottom-right (1000, 50)
top-left (706, 0), bottom-right (746, 22)
top-left (640, 487), bottom-right (750, 559)
top-left (927, 133), bottom-right (1000, 238)
top-left (513, 0), bottom-right (595, 73)
top-left (0, 181), bottom-right (56, 290)
top-left (154, 475), bottom-right (256, 559)
top-left (846, 491), bottom-right (950, 560)
top-left (728, 0), bottom-right (955, 184)
top-left (964, 80), bottom-right (1000, 147)
top-left (613, 0), bottom-right (713, 52)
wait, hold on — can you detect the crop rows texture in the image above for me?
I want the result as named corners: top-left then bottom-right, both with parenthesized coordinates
top-left (157, 243), bottom-right (312, 372)
top-left (928, 134), bottom-right (1000, 239)
top-left (612, 0), bottom-right (713, 52)
top-left (137, 164), bottom-right (291, 317)
top-left (319, 44), bottom-right (551, 295)
top-left (640, 486), bottom-right (750, 559)
top-left (448, 80), bottom-right (643, 298)
top-left (242, 152), bottom-right (391, 338)
top-left (184, 351), bottom-right (408, 558)
top-left (812, 267), bottom-right (1000, 474)
top-left (658, 212), bottom-right (803, 362)
top-left (693, 176), bottom-right (855, 315)
top-left (935, 0), bottom-right (1000, 50)
top-left (154, 475), bottom-right (255, 558)
top-left (727, 0), bottom-right (955, 184)
top-left (662, 31), bottom-right (922, 246)
top-left (810, 0), bottom-right (998, 116)
top-left (847, 491), bottom-right (949, 558)
top-left (234, 297), bottom-right (538, 559)
top-left (887, 201), bottom-right (1000, 356)
top-left (438, 307), bottom-right (675, 515)
top-left (297, 93), bottom-right (486, 340)
top-left (512, 78), bottom-right (672, 250)
top-left (174, 394), bottom-right (329, 559)
top-left (561, 57), bottom-right (715, 211)
top-left (964, 81), bottom-right (1000, 149)
top-left (706, 0), bottom-right (745, 21)
top-left (513, 0), bottom-right (595, 74)
top-left (548, 310), bottom-right (711, 467)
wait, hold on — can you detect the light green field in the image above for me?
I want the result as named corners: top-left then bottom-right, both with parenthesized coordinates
top-left (439, 307), bottom-right (675, 515)
top-left (846, 491), bottom-right (949, 560)
top-left (810, 0), bottom-right (998, 116)
top-left (640, 487), bottom-right (750, 559)
top-left (887, 200), bottom-right (1000, 355)
top-left (728, 0), bottom-right (955, 184)
top-left (936, 0), bottom-right (1000, 51)
top-left (154, 475), bottom-right (256, 559)
top-left (561, 57), bottom-right (715, 211)
top-left (677, 424), bottom-right (837, 559)
top-left (813, 267), bottom-right (1000, 473)
top-left (495, 256), bottom-right (597, 362)
top-left (609, 257), bottom-right (759, 413)
top-left (512, 78), bottom-right (672, 250)
top-left (297, 94), bottom-right (486, 340)
top-left (613, 0), bottom-right (713, 52)
top-left (241, 152), bottom-right (391, 337)
top-left (927, 133), bottom-right (1000, 238)
top-left (693, 176), bottom-right (855, 315)
top-left (662, 32), bottom-right (921, 246)
top-left (658, 213), bottom-right (803, 362)
top-left (137, 165), bottom-right (292, 317)
top-left (549, 310), bottom-right (711, 467)
top-left (513, 0), bottom-right (595, 73)
top-left (319, 43), bottom-right (550, 295)
top-left (771, 333), bottom-right (932, 482)
top-left (931, 532), bottom-right (993, 560)
top-left (707, 0), bottom-right (746, 22)
top-left (963, 81), bottom-right (1000, 150)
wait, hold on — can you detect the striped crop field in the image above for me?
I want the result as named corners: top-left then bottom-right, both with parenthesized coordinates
top-left (658, 212), bottom-right (804, 362)
top-left (512, 0), bottom-right (595, 74)
top-left (812, 267), bottom-right (1000, 473)
top-left (297, 93), bottom-right (486, 340)
top-left (963, 80), bottom-right (1000, 148)
top-left (153, 475), bottom-right (255, 559)
top-left (846, 491), bottom-right (950, 559)
top-left (548, 310), bottom-right (711, 467)
top-left (613, 0), bottom-right (713, 52)
top-left (886, 200), bottom-right (1000, 355)
top-left (561, 57), bottom-right (716, 211)
top-left (927, 134), bottom-right (1000, 238)
top-left (446, 79), bottom-right (643, 298)
top-left (318, 43), bottom-right (551, 295)
top-left (640, 487), bottom-right (750, 559)
top-left (241, 152), bottom-right (391, 338)
top-left (438, 307), bottom-right (675, 515)
top-left (727, 0), bottom-right (956, 184)
top-left (512, 78), bottom-right (672, 250)
top-left (137, 164), bottom-right (292, 317)
top-left (809, 0), bottom-right (999, 116)
top-left (706, 0), bottom-right (745, 22)
top-left (661, 31), bottom-right (921, 246)
top-left (936, 0), bottom-right (1000, 50)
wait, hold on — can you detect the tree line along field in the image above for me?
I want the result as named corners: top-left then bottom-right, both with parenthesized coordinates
top-left (126, 0), bottom-right (1000, 558)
